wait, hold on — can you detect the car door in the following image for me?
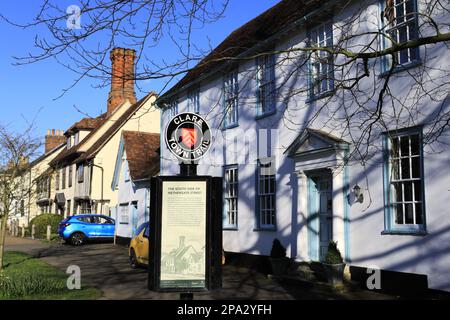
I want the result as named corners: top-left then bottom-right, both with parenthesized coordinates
top-left (136, 226), bottom-right (149, 264)
top-left (99, 217), bottom-right (115, 237)
top-left (77, 217), bottom-right (97, 237)
top-left (88, 216), bottom-right (103, 237)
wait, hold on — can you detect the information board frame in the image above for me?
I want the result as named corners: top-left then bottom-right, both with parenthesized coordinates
top-left (148, 175), bottom-right (213, 293)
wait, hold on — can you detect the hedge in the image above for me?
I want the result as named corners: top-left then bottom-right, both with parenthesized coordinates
top-left (29, 214), bottom-right (64, 239)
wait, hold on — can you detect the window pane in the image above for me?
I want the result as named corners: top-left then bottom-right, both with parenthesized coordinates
top-left (405, 203), bottom-right (414, 224)
top-left (411, 157), bottom-right (420, 178)
top-left (395, 204), bottom-right (404, 224)
top-left (392, 159), bottom-right (400, 180)
top-left (399, 48), bottom-right (409, 64)
top-left (413, 181), bottom-right (421, 201)
top-left (391, 137), bottom-right (399, 158)
top-left (392, 182), bottom-right (402, 202)
top-left (400, 136), bottom-right (410, 156)
top-left (396, 2), bottom-right (405, 24)
top-left (410, 134), bottom-right (419, 155)
top-left (415, 203), bottom-right (423, 224)
top-left (405, 0), bottom-right (415, 16)
top-left (265, 178), bottom-right (270, 194)
top-left (409, 46), bottom-right (418, 63)
top-left (404, 182), bottom-right (413, 202)
top-left (259, 178), bottom-right (264, 195)
top-left (401, 158), bottom-right (410, 179)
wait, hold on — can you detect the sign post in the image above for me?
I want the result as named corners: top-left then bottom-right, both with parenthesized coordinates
top-left (149, 113), bottom-right (222, 295)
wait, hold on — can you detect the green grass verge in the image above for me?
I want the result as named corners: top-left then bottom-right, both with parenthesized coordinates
top-left (0, 251), bottom-right (102, 300)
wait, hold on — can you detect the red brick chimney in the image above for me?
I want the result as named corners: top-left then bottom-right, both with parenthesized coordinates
top-left (108, 48), bottom-right (137, 115)
top-left (45, 129), bottom-right (65, 153)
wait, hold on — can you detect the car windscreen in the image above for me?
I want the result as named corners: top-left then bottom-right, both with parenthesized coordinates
top-left (135, 222), bottom-right (148, 235)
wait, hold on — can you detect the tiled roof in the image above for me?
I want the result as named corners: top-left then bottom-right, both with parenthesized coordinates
top-left (159, 0), bottom-right (324, 102)
top-left (66, 115), bottom-right (107, 134)
top-left (122, 131), bottom-right (160, 181)
top-left (49, 113), bottom-right (106, 167)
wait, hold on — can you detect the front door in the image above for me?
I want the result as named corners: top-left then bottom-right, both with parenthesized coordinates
top-left (308, 172), bottom-right (333, 261)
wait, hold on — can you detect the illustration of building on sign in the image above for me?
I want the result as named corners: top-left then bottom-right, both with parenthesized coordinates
top-left (161, 236), bottom-right (205, 276)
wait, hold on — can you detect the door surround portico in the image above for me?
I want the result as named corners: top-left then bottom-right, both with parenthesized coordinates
top-left (286, 128), bottom-right (350, 262)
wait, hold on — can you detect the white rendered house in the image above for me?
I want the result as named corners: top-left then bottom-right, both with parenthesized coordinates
top-left (156, 0), bottom-right (450, 292)
top-left (111, 131), bottom-right (160, 244)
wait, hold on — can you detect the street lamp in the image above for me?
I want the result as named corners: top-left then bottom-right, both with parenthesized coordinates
top-left (353, 184), bottom-right (364, 203)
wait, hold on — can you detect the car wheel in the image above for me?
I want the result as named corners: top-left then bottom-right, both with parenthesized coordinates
top-left (130, 249), bottom-right (138, 269)
top-left (70, 232), bottom-right (86, 246)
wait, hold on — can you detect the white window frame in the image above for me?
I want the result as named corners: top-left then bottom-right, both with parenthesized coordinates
top-left (384, 128), bottom-right (426, 233)
top-left (77, 164), bottom-right (84, 183)
top-left (187, 89), bottom-right (200, 114)
top-left (223, 165), bottom-right (239, 229)
top-left (223, 70), bottom-right (239, 128)
top-left (308, 22), bottom-right (334, 98)
top-left (256, 159), bottom-right (276, 230)
top-left (74, 132), bottom-right (80, 146)
top-left (256, 54), bottom-right (276, 117)
top-left (79, 201), bottom-right (91, 214)
top-left (120, 203), bottom-right (129, 224)
top-left (381, 0), bottom-right (420, 70)
top-left (68, 165), bottom-right (73, 188)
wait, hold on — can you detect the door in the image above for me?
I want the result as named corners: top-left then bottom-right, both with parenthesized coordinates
top-left (77, 217), bottom-right (101, 237)
top-left (88, 216), bottom-right (103, 236)
top-left (308, 172), bottom-right (333, 262)
top-left (99, 216), bottom-right (115, 237)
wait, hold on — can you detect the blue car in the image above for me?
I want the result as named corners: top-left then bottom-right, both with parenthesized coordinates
top-left (58, 214), bottom-right (116, 246)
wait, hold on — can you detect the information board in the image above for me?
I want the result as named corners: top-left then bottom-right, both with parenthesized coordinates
top-left (160, 180), bottom-right (207, 289)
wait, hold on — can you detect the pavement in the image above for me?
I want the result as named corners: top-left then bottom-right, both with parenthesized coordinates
top-left (4, 235), bottom-right (399, 300)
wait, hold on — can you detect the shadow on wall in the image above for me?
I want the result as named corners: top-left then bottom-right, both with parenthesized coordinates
top-left (215, 79), bottom-right (450, 293)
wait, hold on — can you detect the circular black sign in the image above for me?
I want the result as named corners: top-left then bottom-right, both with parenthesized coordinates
top-left (165, 112), bottom-right (211, 162)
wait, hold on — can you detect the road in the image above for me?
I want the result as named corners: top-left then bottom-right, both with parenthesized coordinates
top-left (4, 235), bottom-right (397, 300)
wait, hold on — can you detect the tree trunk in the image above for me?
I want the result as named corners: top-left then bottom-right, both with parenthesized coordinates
top-left (0, 213), bottom-right (8, 270)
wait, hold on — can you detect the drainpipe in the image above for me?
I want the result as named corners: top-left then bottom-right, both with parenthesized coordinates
top-left (91, 162), bottom-right (104, 214)
top-left (27, 167), bottom-right (31, 227)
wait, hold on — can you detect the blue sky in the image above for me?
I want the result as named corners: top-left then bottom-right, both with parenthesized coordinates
top-left (0, 0), bottom-right (279, 140)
